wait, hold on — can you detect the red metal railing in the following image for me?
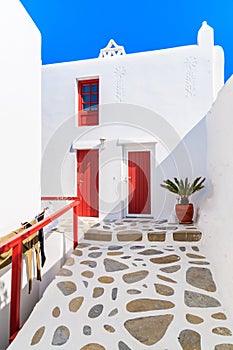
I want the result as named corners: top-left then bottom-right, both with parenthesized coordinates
top-left (0, 198), bottom-right (79, 343)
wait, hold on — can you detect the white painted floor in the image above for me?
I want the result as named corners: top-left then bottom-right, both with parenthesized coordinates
top-left (7, 219), bottom-right (233, 350)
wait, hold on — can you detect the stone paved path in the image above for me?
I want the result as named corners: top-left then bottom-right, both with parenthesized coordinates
top-left (7, 219), bottom-right (233, 350)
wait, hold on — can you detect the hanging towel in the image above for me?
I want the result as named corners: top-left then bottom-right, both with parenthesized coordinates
top-left (36, 211), bottom-right (46, 267)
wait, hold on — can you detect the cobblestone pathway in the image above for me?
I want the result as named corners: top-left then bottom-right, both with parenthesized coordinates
top-left (7, 219), bottom-right (233, 350)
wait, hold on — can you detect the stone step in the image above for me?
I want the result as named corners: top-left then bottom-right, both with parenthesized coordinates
top-left (84, 230), bottom-right (202, 243)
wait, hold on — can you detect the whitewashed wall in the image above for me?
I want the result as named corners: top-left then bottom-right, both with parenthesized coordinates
top-left (0, 0), bottom-right (41, 236)
top-left (157, 117), bottom-right (208, 221)
top-left (199, 75), bottom-right (233, 316)
top-left (42, 22), bottom-right (224, 219)
top-left (0, 1), bottom-right (41, 349)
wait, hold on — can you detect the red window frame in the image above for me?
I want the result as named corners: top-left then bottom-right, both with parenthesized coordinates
top-left (78, 79), bottom-right (99, 126)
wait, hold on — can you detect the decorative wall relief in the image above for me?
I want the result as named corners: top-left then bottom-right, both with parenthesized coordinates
top-left (114, 66), bottom-right (126, 103)
top-left (184, 56), bottom-right (197, 97)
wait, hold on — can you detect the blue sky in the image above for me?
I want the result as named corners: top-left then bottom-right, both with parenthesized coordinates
top-left (20, 0), bottom-right (233, 81)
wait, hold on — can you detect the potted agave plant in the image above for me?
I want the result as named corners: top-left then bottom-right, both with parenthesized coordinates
top-left (160, 176), bottom-right (206, 224)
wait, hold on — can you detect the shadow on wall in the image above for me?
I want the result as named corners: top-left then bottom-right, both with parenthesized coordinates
top-left (99, 115), bottom-right (209, 221)
top-left (0, 229), bottom-right (73, 350)
top-left (0, 276), bottom-right (40, 350)
top-left (156, 116), bottom-right (208, 221)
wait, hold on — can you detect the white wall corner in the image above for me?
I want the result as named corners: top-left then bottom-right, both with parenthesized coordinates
top-left (213, 46), bottom-right (225, 100)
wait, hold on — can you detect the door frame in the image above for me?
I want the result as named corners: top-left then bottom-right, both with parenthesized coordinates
top-left (122, 143), bottom-right (156, 218)
top-left (77, 148), bottom-right (99, 218)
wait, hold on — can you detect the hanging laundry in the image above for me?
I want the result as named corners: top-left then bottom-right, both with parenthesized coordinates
top-left (36, 209), bottom-right (47, 267)
top-left (0, 219), bottom-right (42, 294)
top-left (21, 221), bottom-right (41, 293)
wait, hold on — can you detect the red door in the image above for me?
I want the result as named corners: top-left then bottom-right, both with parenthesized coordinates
top-left (128, 151), bottom-right (151, 215)
top-left (77, 149), bottom-right (99, 217)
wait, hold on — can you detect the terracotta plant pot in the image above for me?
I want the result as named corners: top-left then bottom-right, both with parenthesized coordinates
top-left (175, 203), bottom-right (194, 224)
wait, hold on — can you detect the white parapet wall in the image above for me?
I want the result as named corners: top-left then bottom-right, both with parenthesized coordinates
top-left (0, 0), bottom-right (41, 236)
top-left (199, 74), bottom-right (233, 316)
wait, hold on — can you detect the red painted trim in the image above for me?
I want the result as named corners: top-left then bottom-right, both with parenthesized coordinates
top-left (41, 197), bottom-right (78, 201)
top-left (73, 206), bottom-right (78, 249)
top-left (128, 151), bottom-right (151, 215)
top-left (10, 242), bottom-right (22, 341)
top-left (0, 198), bottom-right (80, 342)
top-left (0, 200), bottom-right (80, 254)
top-left (78, 79), bottom-right (99, 126)
top-left (77, 149), bottom-right (99, 217)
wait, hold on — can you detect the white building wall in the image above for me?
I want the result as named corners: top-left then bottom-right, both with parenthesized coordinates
top-left (199, 75), bottom-right (233, 316)
top-left (0, 2), bottom-right (41, 349)
top-left (0, 0), bottom-right (41, 236)
top-left (157, 117), bottom-right (208, 221)
top-left (42, 22), bottom-right (224, 220)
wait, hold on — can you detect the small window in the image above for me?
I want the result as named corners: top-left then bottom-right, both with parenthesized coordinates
top-left (78, 79), bottom-right (99, 126)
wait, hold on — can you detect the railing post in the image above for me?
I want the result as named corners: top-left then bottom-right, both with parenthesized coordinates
top-left (73, 204), bottom-right (78, 249)
top-left (9, 241), bottom-right (22, 342)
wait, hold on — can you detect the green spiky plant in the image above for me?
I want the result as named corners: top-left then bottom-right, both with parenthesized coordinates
top-left (160, 177), bottom-right (206, 205)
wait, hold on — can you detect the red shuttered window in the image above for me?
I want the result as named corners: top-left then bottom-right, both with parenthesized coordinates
top-left (78, 79), bottom-right (99, 126)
